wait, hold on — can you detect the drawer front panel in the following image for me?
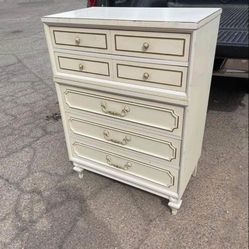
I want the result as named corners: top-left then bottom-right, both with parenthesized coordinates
top-left (55, 53), bottom-right (111, 79)
top-left (51, 27), bottom-right (109, 52)
top-left (60, 86), bottom-right (184, 136)
top-left (115, 61), bottom-right (187, 91)
top-left (72, 141), bottom-right (178, 191)
top-left (112, 30), bottom-right (190, 61)
top-left (68, 115), bottom-right (181, 164)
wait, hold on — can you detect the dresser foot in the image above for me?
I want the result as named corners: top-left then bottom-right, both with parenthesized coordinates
top-left (73, 163), bottom-right (84, 179)
top-left (168, 198), bottom-right (182, 215)
top-left (192, 165), bottom-right (198, 177)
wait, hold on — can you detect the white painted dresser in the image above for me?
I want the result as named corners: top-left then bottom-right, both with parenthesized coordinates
top-left (42, 7), bottom-right (221, 214)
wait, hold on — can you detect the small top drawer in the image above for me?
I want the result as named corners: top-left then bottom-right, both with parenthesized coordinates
top-left (50, 27), bottom-right (110, 53)
top-left (112, 30), bottom-right (190, 62)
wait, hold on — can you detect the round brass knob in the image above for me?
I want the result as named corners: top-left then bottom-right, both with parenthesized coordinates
top-left (143, 42), bottom-right (150, 50)
top-left (143, 72), bottom-right (150, 80)
top-left (75, 37), bottom-right (80, 45)
top-left (79, 64), bottom-right (84, 71)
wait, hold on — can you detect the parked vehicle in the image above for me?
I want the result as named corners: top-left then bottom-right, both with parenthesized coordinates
top-left (87, 0), bottom-right (249, 78)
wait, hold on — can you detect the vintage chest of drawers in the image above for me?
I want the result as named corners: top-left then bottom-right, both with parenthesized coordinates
top-left (42, 7), bottom-right (221, 214)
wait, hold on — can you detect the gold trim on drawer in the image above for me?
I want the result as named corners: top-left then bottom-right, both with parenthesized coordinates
top-left (114, 34), bottom-right (186, 57)
top-left (68, 117), bottom-right (179, 162)
top-left (53, 30), bottom-right (108, 50)
top-left (116, 63), bottom-right (183, 87)
top-left (58, 56), bottom-right (110, 77)
top-left (72, 141), bottom-right (176, 189)
top-left (63, 89), bottom-right (180, 133)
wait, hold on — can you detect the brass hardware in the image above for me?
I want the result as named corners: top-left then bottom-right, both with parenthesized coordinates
top-left (79, 64), bottom-right (84, 71)
top-left (101, 101), bottom-right (130, 117)
top-left (103, 130), bottom-right (131, 145)
top-left (143, 72), bottom-right (150, 80)
top-left (75, 37), bottom-right (80, 45)
top-left (106, 155), bottom-right (132, 170)
top-left (143, 42), bottom-right (150, 50)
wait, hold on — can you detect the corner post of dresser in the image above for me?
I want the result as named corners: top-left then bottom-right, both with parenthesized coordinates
top-left (168, 197), bottom-right (182, 215)
top-left (42, 22), bottom-right (57, 75)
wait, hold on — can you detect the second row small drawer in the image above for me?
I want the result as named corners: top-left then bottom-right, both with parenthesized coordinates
top-left (55, 52), bottom-right (188, 92)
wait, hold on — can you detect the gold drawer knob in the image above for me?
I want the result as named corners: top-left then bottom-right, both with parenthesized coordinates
top-left (143, 72), bottom-right (150, 80)
top-left (143, 42), bottom-right (150, 50)
top-left (79, 64), bottom-right (84, 71)
top-left (75, 37), bottom-right (80, 45)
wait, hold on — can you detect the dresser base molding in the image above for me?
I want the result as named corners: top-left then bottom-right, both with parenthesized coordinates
top-left (71, 158), bottom-right (180, 214)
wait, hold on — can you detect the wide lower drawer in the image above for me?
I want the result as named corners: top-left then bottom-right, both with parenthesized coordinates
top-left (67, 114), bottom-right (181, 164)
top-left (59, 85), bottom-right (184, 137)
top-left (114, 60), bottom-right (187, 92)
top-left (51, 26), bottom-right (110, 53)
top-left (55, 52), bottom-right (111, 80)
top-left (112, 30), bottom-right (190, 62)
top-left (71, 141), bottom-right (178, 191)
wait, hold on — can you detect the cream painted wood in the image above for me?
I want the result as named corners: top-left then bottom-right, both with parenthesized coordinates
top-left (178, 17), bottom-right (220, 198)
top-left (67, 114), bottom-right (181, 164)
top-left (114, 60), bottom-right (187, 92)
top-left (54, 75), bottom-right (189, 106)
top-left (50, 26), bottom-right (110, 53)
top-left (42, 7), bottom-right (222, 30)
top-left (112, 30), bottom-right (190, 62)
top-left (73, 164), bottom-right (84, 179)
top-left (59, 84), bottom-right (184, 137)
top-left (42, 7), bottom-right (221, 215)
top-left (73, 159), bottom-right (179, 200)
top-left (69, 128), bottom-right (180, 170)
top-left (72, 141), bottom-right (178, 192)
top-left (61, 102), bottom-right (181, 142)
top-left (55, 52), bottom-right (112, 80)
top-left (69, 131), bottom-right (180, 171)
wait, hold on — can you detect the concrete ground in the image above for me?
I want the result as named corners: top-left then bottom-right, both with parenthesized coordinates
top-left (0, 1), bottom-right (248, 248)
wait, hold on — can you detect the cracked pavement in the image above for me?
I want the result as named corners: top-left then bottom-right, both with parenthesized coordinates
top-left (0, 1), bottom-right (248, 249)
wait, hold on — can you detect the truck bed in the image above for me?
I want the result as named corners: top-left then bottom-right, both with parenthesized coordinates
top-left (107, 0), bottom-right (249, 59)
top-left (218, 6), bottom-right (248, 58)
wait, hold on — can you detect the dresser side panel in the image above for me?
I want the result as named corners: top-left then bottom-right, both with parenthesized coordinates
top-left (55, 83), bottom-right (74, 161)
top-left (179, 17), bottom-right (220, 198)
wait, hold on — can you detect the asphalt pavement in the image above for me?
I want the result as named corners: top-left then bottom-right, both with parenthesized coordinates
top-left (0, 1), bottom-right (248, 249)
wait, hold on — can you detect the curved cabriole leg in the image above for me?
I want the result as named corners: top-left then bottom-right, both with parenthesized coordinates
top-left (73, 163), bottom-right (84, 179)
top-left (168, 197), bottom-right (182, 215)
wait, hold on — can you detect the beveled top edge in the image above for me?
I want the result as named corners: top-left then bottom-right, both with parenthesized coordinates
top-left (42, 7), bottom-right (222, 30)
